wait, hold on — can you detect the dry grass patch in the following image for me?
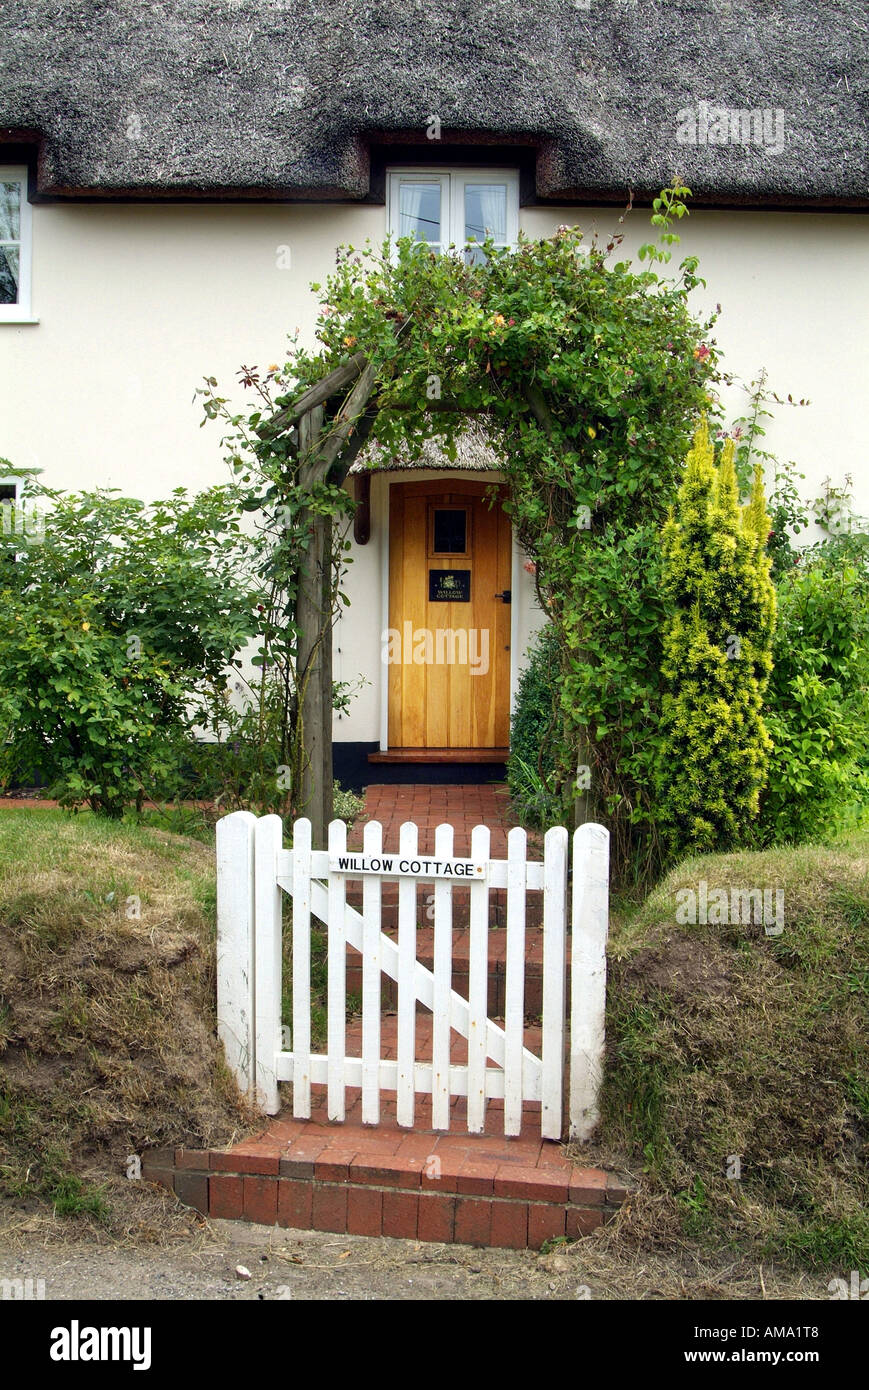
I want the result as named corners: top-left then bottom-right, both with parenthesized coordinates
top-left (573, 834), bottom-right (869, 1274)
top-left (0, 810), bottom-right (256, 1231)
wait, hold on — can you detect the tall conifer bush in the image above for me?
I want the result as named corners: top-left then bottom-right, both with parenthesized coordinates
top-left (657, 419), bottom-right (776, 855)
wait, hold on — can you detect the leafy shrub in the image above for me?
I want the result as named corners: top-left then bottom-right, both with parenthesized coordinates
top-left (759, 550), bottom-right (869, 842)
top-left (507, 623), bottom-right (563, 827)
top-left (0, 480), bottom-right (259, 817)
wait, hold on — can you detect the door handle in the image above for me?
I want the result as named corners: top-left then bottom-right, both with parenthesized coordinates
top-left (494, 590), bottom-right (512, 604)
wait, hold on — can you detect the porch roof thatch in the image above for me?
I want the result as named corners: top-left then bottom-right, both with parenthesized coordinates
top-left (350, 423), bottom-right (501, 475)
top-left (2, 1), bottom-right (866, 206)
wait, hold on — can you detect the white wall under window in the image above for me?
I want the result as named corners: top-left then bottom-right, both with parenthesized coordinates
top-left (0, 167), bottom-right (33, 322)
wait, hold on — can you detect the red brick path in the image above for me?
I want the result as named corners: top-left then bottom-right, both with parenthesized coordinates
top-left (350, 782), bottom-right (527, 857)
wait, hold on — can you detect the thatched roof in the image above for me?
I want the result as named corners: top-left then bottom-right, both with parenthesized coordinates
top-left (350, 422), bottom-right (501, 474)
top-left (1, 2), bottom-right (866, 206)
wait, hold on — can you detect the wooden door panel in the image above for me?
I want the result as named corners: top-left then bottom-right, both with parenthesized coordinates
top-left (388, 480), bottom-right (511, 750)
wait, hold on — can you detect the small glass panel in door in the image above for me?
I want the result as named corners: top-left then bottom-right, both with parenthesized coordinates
top-left (432, 507), bottom-right (468, 555)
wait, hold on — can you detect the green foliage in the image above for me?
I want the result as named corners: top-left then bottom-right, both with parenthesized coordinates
top-left (722, 368), bottom-right (809, 579)
top-left (235, 186), bottom-right (718, 877)
top-left (507, 623), bottom-right (562, 828)
top-left (0, 478), bottom-right (259, 816)
top-left (656, 419), bottom-right (776, 855)
top-left (759, 550), bottom-right (869, 843)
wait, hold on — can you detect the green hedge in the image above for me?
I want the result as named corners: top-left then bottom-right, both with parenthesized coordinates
top-left (507, 623), bottom-right (564, 828)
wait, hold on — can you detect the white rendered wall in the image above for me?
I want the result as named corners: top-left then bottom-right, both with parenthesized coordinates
top-left (1, 198), bottom-right (865, 744)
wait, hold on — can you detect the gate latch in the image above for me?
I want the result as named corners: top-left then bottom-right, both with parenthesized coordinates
top-left (494, 589), bottom-right (512, 604)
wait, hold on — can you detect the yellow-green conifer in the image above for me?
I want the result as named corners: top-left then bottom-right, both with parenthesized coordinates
top-left (657, 420), bottom-right (777, 854)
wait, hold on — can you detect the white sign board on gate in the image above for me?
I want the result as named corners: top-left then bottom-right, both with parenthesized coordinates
top-left (329, 852), bottom-right (486, 881)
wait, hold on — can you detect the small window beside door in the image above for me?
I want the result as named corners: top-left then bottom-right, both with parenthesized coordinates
top-left (387, 169), bottom-right (519, 264)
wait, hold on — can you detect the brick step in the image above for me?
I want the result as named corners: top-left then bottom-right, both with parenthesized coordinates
top-left (144, 1096), bottom-right (629, 1251)
top-left (345, 927), bottom-right (566, 1017)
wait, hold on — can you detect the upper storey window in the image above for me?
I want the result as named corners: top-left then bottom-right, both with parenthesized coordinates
top-left (387, 169), bottom-right (519, 264)
top-left (0, 168), bottom-right (32, 321)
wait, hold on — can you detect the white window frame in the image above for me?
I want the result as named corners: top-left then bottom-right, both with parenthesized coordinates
top-left (0, 166), bottom-right (34, 323)
top-left (386, 168), bottom-right (520, 257)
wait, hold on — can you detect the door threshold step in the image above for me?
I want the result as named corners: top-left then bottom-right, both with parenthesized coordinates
top-left (369, 748), bottom-right (509, 765)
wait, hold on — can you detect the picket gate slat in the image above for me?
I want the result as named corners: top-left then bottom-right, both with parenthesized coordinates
top-left (541, 825), bottom-right (568, 1139)
top-left (306, 879), bottom-right (537, 1074)
top-left (216, 810), bottom-right (257, 1099)
top-left (217, 812), bottom-right (610, 1141)
top-left (361, 820), bottom-right (383, 1125)
top-left (504, 826), bottom-right (527, 1136)
top-left (569, 822), bottom-right (610, 1141)
top-left (291, 818), bottom-right (313, 1118)
top-left (326, 819), bottom-right (348, 1121)
top-left (431, 822), bottom-right (454, 1131)
top-left (467, 823), bottom-right (491, 1134)
top-left (396, 821), bottom-right (418, 1128)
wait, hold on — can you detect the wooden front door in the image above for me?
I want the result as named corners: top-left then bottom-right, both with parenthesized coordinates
top-left (387, 480), bottom-right (512, 751)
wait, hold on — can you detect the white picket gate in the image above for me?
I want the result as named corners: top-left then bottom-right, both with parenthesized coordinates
top-left (216, 814), bottom-right (609, 1141)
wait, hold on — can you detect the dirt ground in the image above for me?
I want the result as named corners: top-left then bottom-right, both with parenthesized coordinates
top-left (0, 1191), bottom-right (830, 1302)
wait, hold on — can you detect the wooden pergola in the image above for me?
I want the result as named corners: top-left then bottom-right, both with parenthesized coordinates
top-left (257, 353), bottom-right (377, 847)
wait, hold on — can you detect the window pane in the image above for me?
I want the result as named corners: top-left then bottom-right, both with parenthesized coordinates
top-left (433, 508), bottom-right (467, 554)
top-left (398, 182), bottom-right (441, 247)
top-left (464, 183), bottom-right (507, 246)
top-left (0, 181), bottom-right (20, 241)
top-left (0, 247), bottom-right (18, 304)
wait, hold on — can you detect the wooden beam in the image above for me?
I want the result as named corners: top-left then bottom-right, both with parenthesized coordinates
top-left (353, 473), bottom-right (371, 545)
top-left (523, 384), bottom-right (556, 436)
top-left (316, 361), bottom-right (378, 477)
top-left (258, 353), bottom-right (368, 439)
top-left (332, 410), bottom-right (378, 484)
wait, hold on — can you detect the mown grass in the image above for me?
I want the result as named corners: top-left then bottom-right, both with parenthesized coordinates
top-left (593, 833), bottom-right (869, 1273)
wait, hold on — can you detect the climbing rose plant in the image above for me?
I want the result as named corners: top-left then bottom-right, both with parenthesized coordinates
top-left (204, 189), bottom-right (721, 877)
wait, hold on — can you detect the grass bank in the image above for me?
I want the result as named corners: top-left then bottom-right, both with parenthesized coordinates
top-left (0, 809), bottom-right (254, 1227)
top-left (592, 833), bottom-right (868, 1273)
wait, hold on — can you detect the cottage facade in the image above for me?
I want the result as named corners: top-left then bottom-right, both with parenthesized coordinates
top-left (1, 2), bottom-right (867, 778)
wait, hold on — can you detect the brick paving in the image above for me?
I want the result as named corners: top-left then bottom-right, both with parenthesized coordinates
top-left (350, 782), bottom-right (528, 857)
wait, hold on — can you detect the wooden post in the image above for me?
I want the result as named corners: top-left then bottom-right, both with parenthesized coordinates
top-left (216, 811), bottom-right (257, 1099)
top-left (254, 814), bottom-right (284, 1114)
top-left (296, 404), bottom-right (333, 849)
